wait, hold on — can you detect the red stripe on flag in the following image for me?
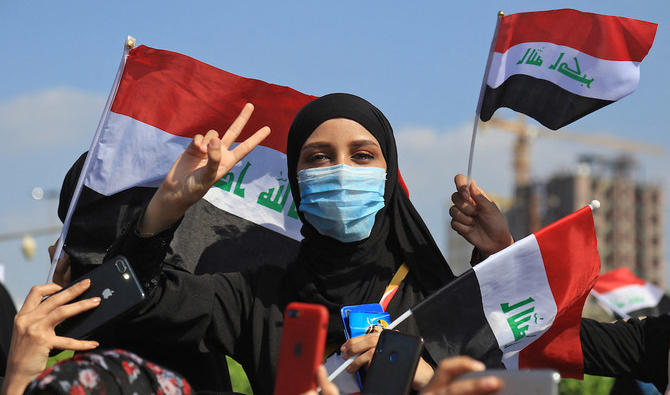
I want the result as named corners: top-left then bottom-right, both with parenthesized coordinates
top-left (495, 9), bottom-right (657, 62)
top-left (593, 267), bottom-right (645, 294)
top-left (111, 45), bottom-right (317, 154)
top-left (519, 206), bottom-right (600, 378)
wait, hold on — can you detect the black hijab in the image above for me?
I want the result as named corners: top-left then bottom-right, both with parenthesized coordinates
top-left (285, 93), bottom-right (455, 342)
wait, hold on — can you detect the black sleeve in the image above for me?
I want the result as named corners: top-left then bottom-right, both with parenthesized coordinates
top-left (102, 211), bottom-right (254, 359)
top-left (581, 316), bottom-right (670, 392)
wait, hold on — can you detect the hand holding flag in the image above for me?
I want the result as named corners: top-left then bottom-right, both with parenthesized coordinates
top-left (142, 103), bottom-right (271, 235)
top-left (450, 174), bottom-right (514, 259)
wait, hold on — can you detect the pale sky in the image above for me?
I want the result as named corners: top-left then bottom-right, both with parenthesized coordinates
top-left (1, 1), bottom-right (668, 306)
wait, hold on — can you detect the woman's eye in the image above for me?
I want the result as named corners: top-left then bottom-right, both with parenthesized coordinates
top-left (353, 152), bottom-right (374, 160)
top-left (307, 153), bottom-right (329, 162)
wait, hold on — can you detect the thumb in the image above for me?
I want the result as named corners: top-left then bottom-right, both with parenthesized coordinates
top-left (469, 179), bottom-right (494, 210)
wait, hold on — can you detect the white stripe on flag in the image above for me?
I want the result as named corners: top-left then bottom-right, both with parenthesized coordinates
top-left (85, 113), bottom-right (191, 195)
top-left (84, 112), bottom-right (304, 240)
top-left (593, 283), bottom-right (664, 314)
top-left (202, 145), bottom-right (303, 241)
top-left (473, 235), bottom-right (557, 370)
top-left (487, 42), bottom-right (641, 101)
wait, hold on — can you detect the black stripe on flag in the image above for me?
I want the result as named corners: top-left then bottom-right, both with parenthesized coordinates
top-left (412, 269), bottom-right (504, 368)
top-left (480, 74), bottom-right (613, 130)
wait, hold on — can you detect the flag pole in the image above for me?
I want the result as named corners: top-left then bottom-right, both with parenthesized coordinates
top-left (46, 36), bottom-right (136, 283)
top-left (327, 309), bottom-right (414, 382)
top-left (466, 11), bottom-right (504, 186)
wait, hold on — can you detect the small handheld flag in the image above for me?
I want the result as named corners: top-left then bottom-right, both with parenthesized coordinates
top-left (480, 8), bottom-right (657, 130)
top-left (591, 267), bottom-right (670, 319)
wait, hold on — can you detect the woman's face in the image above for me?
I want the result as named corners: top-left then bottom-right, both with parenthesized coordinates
top-left (296, 118), bottom-right (387, 173)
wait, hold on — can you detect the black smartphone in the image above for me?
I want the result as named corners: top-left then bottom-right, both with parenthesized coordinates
top-left (55, 255), bottom-right (145, 340)
top-left (362, 330), bottom-right (424, 395)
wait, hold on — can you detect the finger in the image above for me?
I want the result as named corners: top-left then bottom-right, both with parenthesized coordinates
top-left (202, 129), bottom-right (220, 148)
top-left (22, 283), bottom-right (63, 311)
top-left (192, 134), bottom-right (205, 152)
top-left (52, 336), bottom-right (99, 351)
top-left (469, 179), bottom-right (494, 208)
top-left (451, 192), bottom-right (477, 217)
top-left (47, 297), bottom-right (101, 327)
top-left (346, 348), bottom-right (374, 373)
top-left (230, 126), bottom-right (271, 164)
top-left (451, 220), bottom-right (475, 237)
top-left (340, 333), bottom-right (379, 359)
top-left (449, 205), bottom-right (475, 226)
top-left (201, 138), bottom-right (222, 184)
top-left (436, 356), bottom-right (485, 383)
top-left (454, 174), bottom-right (471, 202)
top-left (38, 279), bottom-right (91, 313)
top-left (447, 377), bottom-right (502, 395)
top-left (316, 365), bottom-right (339, 395)
top-left (221, 103), bottom-right (255, 149)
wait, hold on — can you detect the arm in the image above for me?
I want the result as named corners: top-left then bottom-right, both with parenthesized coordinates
top-left (449, 174), bottom-right (514, 262)
top-left (94, 103), bottom-right (269, 360)
top-left (581, 316), bottom-right (670, 393)
top-left (101, 215), bottom-right (254, 358)
top-left (1, 281), bottom-right (99, 395)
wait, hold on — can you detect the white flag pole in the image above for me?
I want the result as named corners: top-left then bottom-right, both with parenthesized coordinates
top-left (327, 309), bottom-right (414, 382)
top-left (466, 11), bottom-right (504, 186)
top-left (329, 199), bottom-right (601, 382)
top-left (46, 36), bottom-right (137, 283)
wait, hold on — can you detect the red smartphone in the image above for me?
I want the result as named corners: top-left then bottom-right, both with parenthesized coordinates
top-left (274, 302), bottom-right (329, 395)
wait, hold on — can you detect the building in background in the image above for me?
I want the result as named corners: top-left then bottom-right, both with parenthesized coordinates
top-left (506, 154), bottom-right (665, 287)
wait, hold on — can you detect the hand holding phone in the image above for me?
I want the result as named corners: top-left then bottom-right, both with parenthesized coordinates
top-left (362, 330), bottom-right (424, 395)
top-left (274, 302), bottom-right (329, 395)
top-left (55, 256), bottom-right (145, 340)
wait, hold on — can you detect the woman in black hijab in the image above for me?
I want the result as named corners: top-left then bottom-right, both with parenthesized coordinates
top-left (285, 94), bottom-right (455, 339)
top-left (94, 94), bottom-right (488, 393)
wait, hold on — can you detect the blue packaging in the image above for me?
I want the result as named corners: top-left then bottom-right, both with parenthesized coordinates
top-left (348, 311), bottom-right (391, 338)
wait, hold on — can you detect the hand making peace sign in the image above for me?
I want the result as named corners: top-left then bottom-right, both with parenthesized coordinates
top-left (141, 103), bottom-right (271, 235)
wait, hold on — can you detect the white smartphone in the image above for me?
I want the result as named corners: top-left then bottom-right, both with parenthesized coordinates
top-left (456, 369), bottom-right (560, 395)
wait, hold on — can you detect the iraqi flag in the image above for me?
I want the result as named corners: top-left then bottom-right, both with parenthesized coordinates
top-left (413, 205), bottom-right (600, 378)
top-left (84, 45), bottom-right (316, 242)
top-left (591, 267), bottom-right (670, 319)
top-left (480, 9), bottom-right (657, 130)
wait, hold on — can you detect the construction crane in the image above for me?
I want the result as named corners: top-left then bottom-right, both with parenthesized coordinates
top-left (481, 115), bottom-right (665, 189)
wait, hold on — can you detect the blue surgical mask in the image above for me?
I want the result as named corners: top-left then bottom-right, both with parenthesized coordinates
top-left (297, 164), bottom-right (386, 243)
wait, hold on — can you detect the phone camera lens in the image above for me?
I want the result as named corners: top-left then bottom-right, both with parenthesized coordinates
top-left (288, 310), bottom-right (299, 318)
top-left (389, 351), bottom-right (398, 363)
top-left (115, 260), bottom-right (127, 273)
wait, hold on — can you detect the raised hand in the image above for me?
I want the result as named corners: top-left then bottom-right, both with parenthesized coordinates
top-left (2, 280), bottom-right (100, 395)
top-left (449, 174), bottom-right (514, 261)
top-left (141, 103), bottom-right (271, 235)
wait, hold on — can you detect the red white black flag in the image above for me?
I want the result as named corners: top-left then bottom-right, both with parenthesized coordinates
top-left (84, 45), bottom-right (316, 241)
top-left (414, 206), bottom-right (600, 378)
top-left (480, 9), bottom-right (657, 130)
top-left (591, 267), bottom-right (670, 319)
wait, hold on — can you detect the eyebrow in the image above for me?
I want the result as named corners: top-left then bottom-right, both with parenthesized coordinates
top-left (300, 139), bottom-right (380, 152)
